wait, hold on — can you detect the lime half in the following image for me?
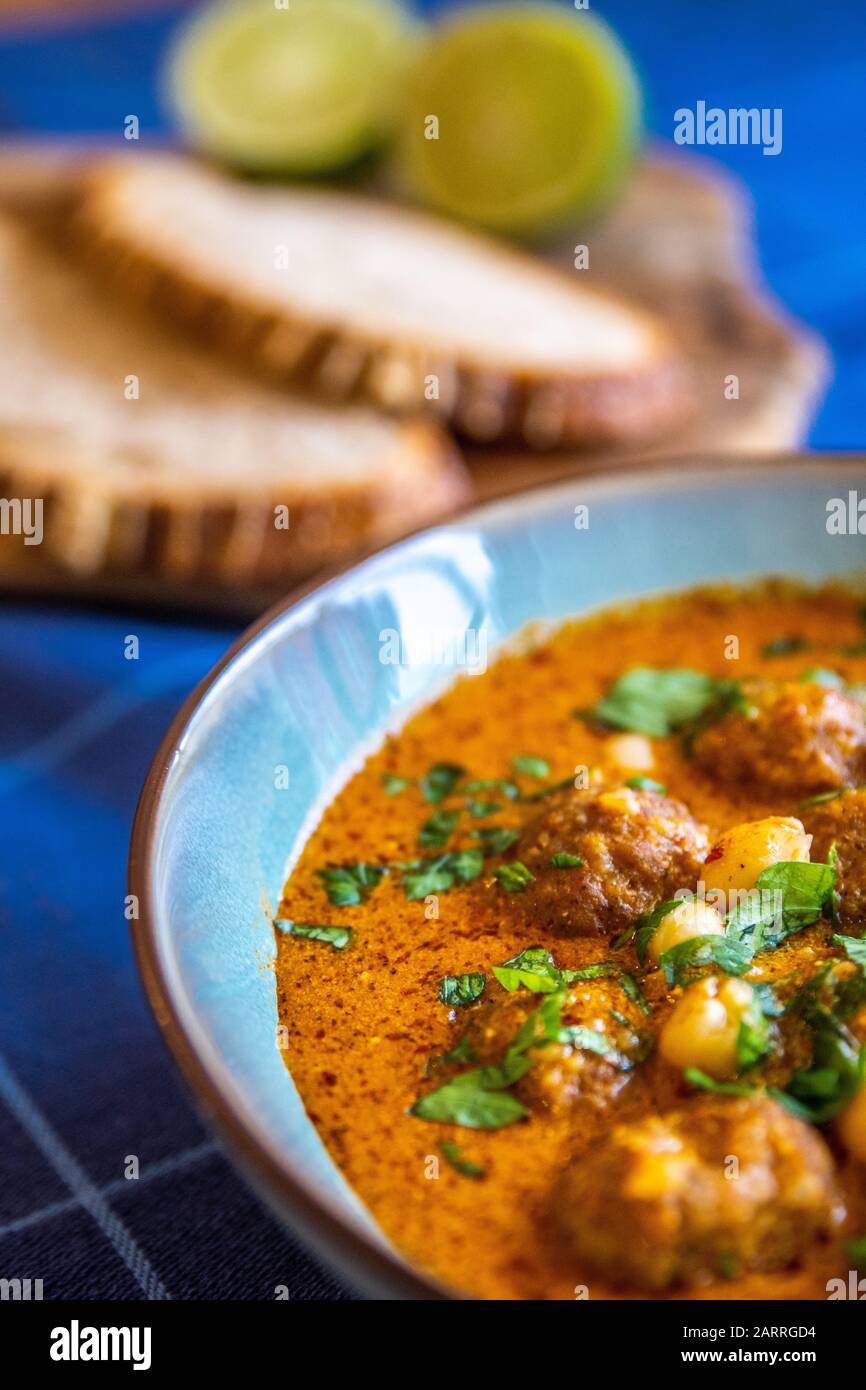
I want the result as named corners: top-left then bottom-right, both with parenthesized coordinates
top-left (166, 0), bottom-right (419, 175)
top-left (396, 4), bottom-right (641, 237)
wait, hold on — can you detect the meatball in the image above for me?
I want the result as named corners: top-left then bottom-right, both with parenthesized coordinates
top-left (556, 1094), bottom-right (841, 1290)
top-left (806, 787), bottom-right (866, 930)
top-left (693, 681), bottom-right (866, 798)
top-left (514, 786), bottom-right (708, 937)
top-left (465, 978), bottom-right (649, 1118)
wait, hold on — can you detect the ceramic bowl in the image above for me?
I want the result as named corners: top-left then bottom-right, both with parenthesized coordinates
top-left (129, 455), bottom-right (866, 1298)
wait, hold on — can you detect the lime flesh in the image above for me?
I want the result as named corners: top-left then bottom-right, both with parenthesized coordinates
top-left (167, 0), bottom-right (419, 175)
top-left (397, 4), bottom-right (641, 237)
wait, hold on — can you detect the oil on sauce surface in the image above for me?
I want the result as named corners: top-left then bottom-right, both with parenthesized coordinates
top-left (275, 583), bottom-right (866, 1299)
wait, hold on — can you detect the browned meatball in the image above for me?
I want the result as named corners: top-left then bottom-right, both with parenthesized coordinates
top-left (694, 681), bottom-right (866, 798)
top-left (556, 1094), bottom-right (841, 1290)
top-left (514, 786), bottom-right (708, 937)
top-left (465, 977), bottom-right (650, 1118)
top-left (806, 787), bottom-right (866, 930)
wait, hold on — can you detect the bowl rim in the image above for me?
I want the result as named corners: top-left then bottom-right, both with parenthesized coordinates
top-left (128, 450), bottom-right (863, 1299)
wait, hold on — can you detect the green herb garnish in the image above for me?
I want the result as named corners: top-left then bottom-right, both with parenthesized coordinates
top-left (735, 991), bottom-right (771, 1071)
top-left (409, 1072), bottom-right (529, 1129)
top-left (438, 972), bottom-right (486, 1007)
top-left (462, 777), bottom-right (520, 801)
top-left (779, 1003), bottom-right (865, 1122)
top-left (424, 1034), bottom-right (476, 1075)
top-left (683, 1068), bottom-right (756, 1096)
top-left (549, 852), bottom-right (583, 868)
top-left (402, 848), bottom-right (484, 900)
top-left (275, 920), bottom-right (353, 950)
top-left (761, 635), bottom-right (810, 657)
top-left (584, 668), bottom-right (736, 737)
top-left (625, 775), bottom-right (667, 793)
top-left (471, 826), bottom-right (520, 855)
top-left (465, 799), bottom-right (502, 818)
top-left (420, 762), bottom-right (465, 804)
top-left (316, 862), bottom-right (387, 907)
top-left (493, 947), bottom-right (569, 993)
top-left (381, 772), bottom-right (412, 796)
top-left (632, 899), bottom-right (680, 964)
top-left (495, 861), bottom-right (535, 893)
top-left (558, 1025), bottom-right (612, 1055)
top-left (800, 666), bottom-right (844, 687)
top-left (571, 962), bottom-right (621, 981)
top-left (418, 808), bottom-right (460, 849)
top-left (619, 971), bottom-right (653, 1014)
top-left (659, 934), bottom-right (754, 987)
top-left (439, 1140), bottom-right (485, 1179)
top-left (833, 933), bottom-right (866, 968)
top-left (847, 1236), bottom-right (866, 1272)
top-left (521, 775), bottom-right (579, 803)
top-left (511, 756), bottom-right (550, 780)
top-left (725, 859), bottom-right (838, 954)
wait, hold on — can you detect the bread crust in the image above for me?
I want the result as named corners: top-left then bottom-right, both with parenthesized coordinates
top-left (0, 419), bottom-right (466, 586)
top-left (76, 159), bottom-right (690, 448)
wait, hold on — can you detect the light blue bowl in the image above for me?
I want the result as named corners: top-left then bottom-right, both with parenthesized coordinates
top-left (129, 456), bottom-right (866, 1299)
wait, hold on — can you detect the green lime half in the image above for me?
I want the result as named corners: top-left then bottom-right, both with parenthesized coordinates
top-left (166, 0), bottom-right (420, 175)
top-left (396, 4), bottom-right (641, 237)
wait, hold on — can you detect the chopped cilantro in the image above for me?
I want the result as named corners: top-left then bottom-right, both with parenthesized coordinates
top-left (471, 826), bottom-right (520, 856)
top-left (316, 862), bottom-right (386, 907)
top-left (632, 899), bottom-right (680, 964)
top-left (619, 971), bottom-right (653, 1015)
top-left (584, 668), bottom-right (737, 738)
top-left (660, 933), bottom-right (754, 986)
top-left (833, 933), bottom-right (866, 968)
top-left (625, 775), bottom-right (667, 793)
top-left (402, 848), bottom-right (484, 900)
top-left (439, 1140), bottom-right (485, 1179)
top-left (511, 756), bottom-right (550, 780)
top-left (495, 861), bottom-right (535, 893)
top-left (684, 1068), bottom-right (755, 1096)
top-left (438, 973), bottom-right (486, 1007)
top-left (800, 666), bottom-right (844, 687)
top-left (847, 1236), bottom-right (866, 1272)
top-left (549, 852), bottom-right (583, 868)
top-left (418, 808), bottom-right (460, 849)
top-left (761, 635), bottom-right (809, 657)
top-left (462, 777), bottom-right (520, 801)
top-left (465, 799), bottom-right (502, 818)
top-left (493, 947), bottom-right (570, 993)
top-left (420, 762), bottom-right (465, 804)
top-left (381, 772), bottom-right (412, 796)
top-left (274, 920), bottom-right (353, 950)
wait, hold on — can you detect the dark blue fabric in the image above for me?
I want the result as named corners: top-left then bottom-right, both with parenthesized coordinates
top-left (0, 0), bottom-right (864, 1299)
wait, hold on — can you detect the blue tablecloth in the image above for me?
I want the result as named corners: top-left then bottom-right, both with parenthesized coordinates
top-left (0, 0), bottom-right (864, 1300)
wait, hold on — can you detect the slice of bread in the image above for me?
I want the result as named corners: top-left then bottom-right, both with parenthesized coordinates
top-left (77, 154), bottom-right (688, 448)
top-left (0, 212), bottom-right (466, 588)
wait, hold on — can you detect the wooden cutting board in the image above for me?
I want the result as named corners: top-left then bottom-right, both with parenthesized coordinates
top-left (0, 141), bottom-right (830, 614)
top-left (469, 144), bottom-right (829, 499)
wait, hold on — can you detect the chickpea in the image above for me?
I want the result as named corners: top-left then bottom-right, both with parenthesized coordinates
top-left (836, 1083), bottom-right (866, 1162)
top-left (702, 817), bottom-right (812, 898)
top-left (659, 975), bottom-right (757, 1080)
top-left (607, 733), bottom-right (655, 773)
top-left (646, 898), bottom-right (726, 966)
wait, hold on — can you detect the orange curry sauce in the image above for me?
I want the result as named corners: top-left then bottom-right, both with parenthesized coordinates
top-left (275, 582), bottom-right (866, 1299)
